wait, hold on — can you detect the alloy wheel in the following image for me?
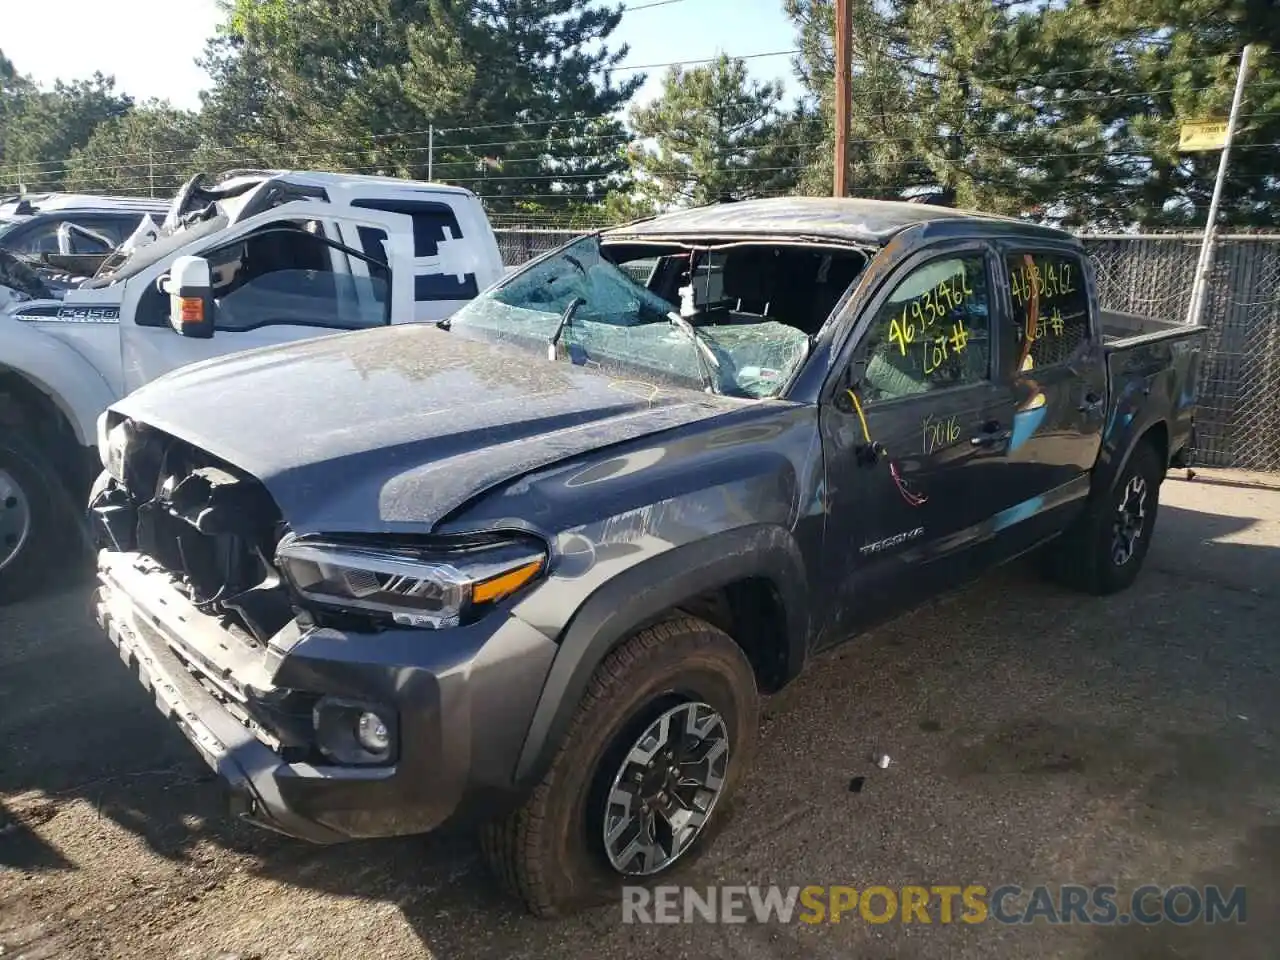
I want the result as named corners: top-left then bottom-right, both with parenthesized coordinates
top-left (601, 700), bottom-right (729, 876)
top-left (1111, 474), bottom-right (1147, 566)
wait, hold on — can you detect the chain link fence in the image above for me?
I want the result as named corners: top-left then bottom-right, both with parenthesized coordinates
top-left (495, 227), bottom-right (1280, 472)
top-left (1083, 235), bottom-right (1280, 471)
top-left (494, 228), bottom-right (585, 268)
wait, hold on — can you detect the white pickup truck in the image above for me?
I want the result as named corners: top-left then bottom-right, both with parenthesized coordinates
top-left (0, 169), bottom-right (506, 602)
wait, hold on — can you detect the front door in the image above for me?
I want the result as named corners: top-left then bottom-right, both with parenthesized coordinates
top-left (817, 246), bottom-right (1016, 646)
top-left (120, 204), bottom-right (414, 391)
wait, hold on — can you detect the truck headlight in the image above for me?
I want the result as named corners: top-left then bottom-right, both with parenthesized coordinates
top-left (275, 534), bottom-right (546, 629)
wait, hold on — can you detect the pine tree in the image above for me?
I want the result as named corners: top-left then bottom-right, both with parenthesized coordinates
top-left (627, 55), bottom-right (799, 207)
top-left (198, 0), bottom-right (642, 211)
top-left (784, 0), bottom-right (1278, 228)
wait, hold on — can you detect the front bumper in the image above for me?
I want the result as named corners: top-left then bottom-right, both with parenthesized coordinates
top-left (94, 551), bottom-right (557, 843)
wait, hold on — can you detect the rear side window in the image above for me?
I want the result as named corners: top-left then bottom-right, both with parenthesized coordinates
top-left (351, 198), bottom-right (479, 301)
top-left (1005, 251), bottom-right (1090, 371)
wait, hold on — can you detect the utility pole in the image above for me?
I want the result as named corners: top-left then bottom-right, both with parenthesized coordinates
top-left (1186, 43), bottom-right (1254, 327)
top-left (428, 125), bottom-right (435, 182)
top-left (833, 0), bottom-right (852, 198)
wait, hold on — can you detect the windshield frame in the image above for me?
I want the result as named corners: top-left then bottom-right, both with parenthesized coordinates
top-left (446, 233), bottom-right (817, 401)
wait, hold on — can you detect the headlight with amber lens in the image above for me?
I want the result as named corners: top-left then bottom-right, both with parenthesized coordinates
top-left (275, 535), bottom-right (546, 629)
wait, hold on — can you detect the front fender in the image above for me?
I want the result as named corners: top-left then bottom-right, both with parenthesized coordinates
top-left (0, 314), bottom-right (117, 446)
top-left (511, 523), bottom-right (808, 788)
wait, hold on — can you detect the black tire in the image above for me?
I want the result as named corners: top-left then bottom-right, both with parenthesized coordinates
top-left (1046, 440), bottom-right (1163, 595)
top-left (479, 615), bottom-right (759, 917)
top-left (0, 433), bottom-right (80, 605)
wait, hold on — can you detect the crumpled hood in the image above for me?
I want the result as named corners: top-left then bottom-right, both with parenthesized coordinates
top-left (113, 324), bottom-right (742, 534)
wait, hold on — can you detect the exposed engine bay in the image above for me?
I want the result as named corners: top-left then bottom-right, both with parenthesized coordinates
top-left (93, 424), bottom-right (296, 647)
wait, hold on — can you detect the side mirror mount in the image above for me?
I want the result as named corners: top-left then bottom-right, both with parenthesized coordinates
top-left (833, 356), bottom-right (868, 411)
top-left (834, 358), bottom-right (885, 466)
top-left (162, 255), bottom-right (215, 339)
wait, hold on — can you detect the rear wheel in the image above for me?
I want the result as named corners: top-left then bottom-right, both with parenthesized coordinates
top-left (0, 434), bottom-right (78, 604)
top-left (1046, 440), bottom-right (1163, 595)
top-left (480, 615), bottom-right (759, 917)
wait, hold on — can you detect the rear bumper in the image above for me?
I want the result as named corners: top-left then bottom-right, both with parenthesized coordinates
top-left (94, 551), bottom-right (557, 843)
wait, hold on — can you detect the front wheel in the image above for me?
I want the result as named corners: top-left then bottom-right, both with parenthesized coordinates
top-left (0, 434), bottom-right (78, 604)
top-left (1047, 440), bottom-right (1163, 595)
top-left (480, 615), bottom-right (759, 917)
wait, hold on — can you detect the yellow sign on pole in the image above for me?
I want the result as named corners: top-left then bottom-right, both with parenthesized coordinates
top-left (1179, 121), bottom-right (1230, 152)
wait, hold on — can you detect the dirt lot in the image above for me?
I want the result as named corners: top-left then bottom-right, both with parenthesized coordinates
top-left (2, 474), bottom-right (1278, 959)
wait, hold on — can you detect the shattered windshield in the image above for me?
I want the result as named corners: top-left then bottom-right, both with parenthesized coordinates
top-left (446, 235), bottom-right (811, 398)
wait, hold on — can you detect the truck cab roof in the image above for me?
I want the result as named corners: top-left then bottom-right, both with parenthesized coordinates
top-left (0, 193), bottom-right (169, 219)
top-left (262, 170), bottom-right (477, 198)
top-left (162, 169), bottom-right (483, 235)
top-left (605, 196), bottom-right (1074, 248)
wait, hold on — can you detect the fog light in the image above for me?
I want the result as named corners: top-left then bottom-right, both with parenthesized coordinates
top-left (313, 697), bottom-right (396, 765)
top-left (356, 711), bottom-right (390, 753)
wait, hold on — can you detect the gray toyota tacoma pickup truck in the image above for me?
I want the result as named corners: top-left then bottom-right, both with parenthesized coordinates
top-left (89, 197), bottom-right (1203, 916)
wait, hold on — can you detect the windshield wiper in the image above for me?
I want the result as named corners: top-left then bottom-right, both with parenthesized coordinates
top-left (666, 311), bottom-right (719, 394)
top-left (547, 297), bottom-right (586, 360)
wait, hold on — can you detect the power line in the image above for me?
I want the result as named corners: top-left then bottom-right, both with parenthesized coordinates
top-left (623, 0), bottom-right (696, 10)
top-left (610, 49), bottom-right (800, 72)
top-left (7, 56), bottom-right (1273, 173)
top-left (16, 110), bottom-right (1280, 182)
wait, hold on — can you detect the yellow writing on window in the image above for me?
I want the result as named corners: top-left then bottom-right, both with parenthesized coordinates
top-left (922, 321), bottom-right (973, 376)
top-left (889, 311), bottom-right (916, 355)
top-left (890, 270), bottom-right (974, 357)
top-left (1010, 258), bottom-right (1076, 306)
top-left (1026, 307), bottom-right (1068, 343)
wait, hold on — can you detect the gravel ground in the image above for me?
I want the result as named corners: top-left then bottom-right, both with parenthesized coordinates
top-left (2, 474), bottom-right (1278, 959)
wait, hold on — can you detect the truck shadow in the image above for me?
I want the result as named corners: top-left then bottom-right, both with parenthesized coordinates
top-left (1, 491), bottom-right (1277, 957)
top-left (1146, 500), bottom-right (1280, 598)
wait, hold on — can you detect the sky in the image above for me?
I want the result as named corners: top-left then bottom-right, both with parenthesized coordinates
top-left (2, 0), bottom-right (802, 112)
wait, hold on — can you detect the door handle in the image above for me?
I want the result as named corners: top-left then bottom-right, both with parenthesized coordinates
top-left (970, 421), bottom-right (1012, 447)
top-left (970, 430), bottom-right (1011, 447)
top-left (1078, 392), bottom-right (1104, 414)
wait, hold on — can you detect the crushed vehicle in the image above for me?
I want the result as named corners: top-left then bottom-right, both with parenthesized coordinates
top-left (88, 197), bottom-right (1203, 916)
top-left (0, 193), bottom-right (170, 298)
top-left (0, 192), bottom-right (169, 259)
top-left (0, 169), bottom-right (506, 602)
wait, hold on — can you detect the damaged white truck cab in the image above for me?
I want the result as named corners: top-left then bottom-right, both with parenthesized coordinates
top-left (0, 170), bottom-right (505, 603)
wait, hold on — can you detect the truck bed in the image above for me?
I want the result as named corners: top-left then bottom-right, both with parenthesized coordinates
top-left (1100, 308), bottom-right (1197, 346)
top-left (1098, 308), bottom-right (1205, 470)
